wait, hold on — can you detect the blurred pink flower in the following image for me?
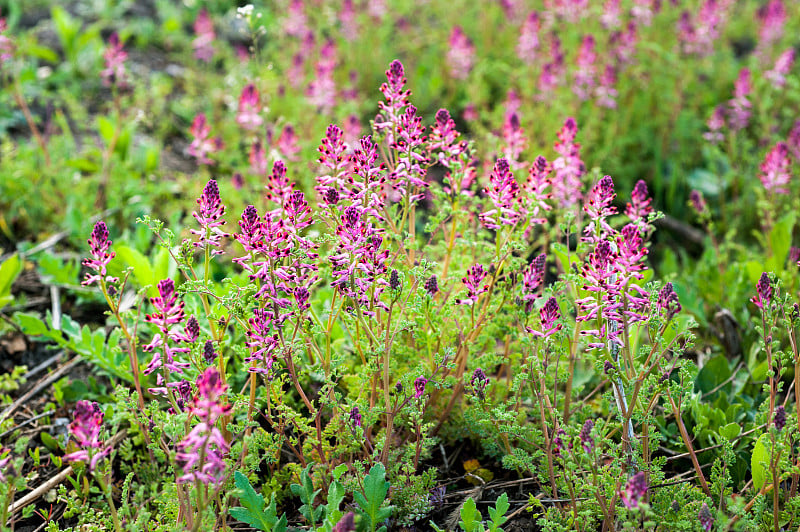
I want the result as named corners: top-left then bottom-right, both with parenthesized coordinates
top-left (703, 105), bottom-right (725, 144)
top-left (551, 117), bottom-right (585, 208)
top-left (64, 401), bottom-right (109, 471)
top-left (727, 68), bottom-right (751, 132)
top-left (192, 9), bottom-right (215, 62)
top-left (284, 0), bottom-right (308, 38)
top-left (447, 26), bottom-right (475, 80)
top-left (236, 83), bottom-right (263, 130)
top-left (100, 33), bottom-right (127, 88)
top-left (573, 35), bottom-right (597, 100)
top-left (765, 48), bottom-right (795, 89)
top-left (759, 142), bottom-right (791, 195)
top-left (756, 0), bottom-right (785, 58)
top-left (188, 113), bottom-right (222, 164)
top-left (517, 12), bottom-right (540, 64)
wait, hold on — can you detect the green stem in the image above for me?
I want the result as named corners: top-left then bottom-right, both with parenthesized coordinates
top-left (95, 473), bottom-right (122, 532)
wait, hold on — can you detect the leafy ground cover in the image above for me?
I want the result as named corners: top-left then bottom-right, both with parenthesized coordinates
top-left (0, 0), bottom-right (799, 530)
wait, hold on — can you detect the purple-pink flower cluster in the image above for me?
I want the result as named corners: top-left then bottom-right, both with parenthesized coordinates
top-left (751, 272), bottom-right (772, 310)
top-left (188, 113), bottom-right (223, 164)
top-left (759, 142), bottom-right (791, 195)
top-left (457, 264), bottom-right (489, 306)
top-left (101, 33), bottom-right (127, 88)
top-left (620, 472), bottom-right (648, 509)
top-left (176, 367), bottom-right (231, 486)
top-left (446, 26), bottom-right (475, 80)
top-left (143, 279), bottom-right (191, 377)
top-left (82, 221), bottom-right (118, 287)
top-left (192, 9), bottom-right (216, 62)
top-left (551, 118), bottom-right (586, 208)
top-left (191, 179), bottom-right (229, 254)
top-left (577, 177), bottom-right (653, 348)
top-left (480, 158), bottom-right (523, 230)
top-left (64, 400), bottom-right (110, 471)
top-left (527, 296), bottom-right (563, 338)
top-left (236, 83), bottom-right (263, 131)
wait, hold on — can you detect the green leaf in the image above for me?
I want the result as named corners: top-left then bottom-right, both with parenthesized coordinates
top-left (488, 493), bottom-right (509, 531)
top-left (114, 245), bottom-right (156, 296)
top-left (458, 497), bottom-right (480, 532)
top-left (551, 242), bottom-right (579, 276)
top-left (97, 116), bottom-right (116, 147)
top-left (766, 212), bottom-right (795, 272)
top-left (694, 355), bottom-right (731, 399)
top-left (332, 463), bottom-right (348, 481)
top-left (25, 43), bottom-right (59, 63)
top-left (719, 423), bottom-right (741, 441)
top-left (751, 434), bottom-right (770, 491)
top-left (0, 254), bottom-right (22, 304)
top-left (353, 463), bottom-right (392, 532)
top-left (229, 472), bottom-right (287, 532)
top-left (51, 6), bottom-right (78, 58)
top-left (66, 157), bottom-right (100, 173)
top-left (291, 464), bottom-right (322, 526)
top-left (14, 312), bottom-right (51, 336)
top-left (326, 480), bottom-right (345, 516)
top-left (40, 432), bottom-right (61, 452)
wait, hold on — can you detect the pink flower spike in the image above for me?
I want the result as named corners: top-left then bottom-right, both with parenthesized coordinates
top-left (517, 12), bottom-right (540, 63)
top-left (447, 26), bottom-right (475, 80)
top-left (245, 308), bottom-right (279, 374)
top-left (375, 60), bottom-right (411, 143)
top-left (428, 108), bottom-right (466, 168)
top-left (703, 105), bottom-right (725, 144)
top-left (756, 0), bottom-right (786, 56)
top-left (501, 112), bottom-right (527, 166)
top-left (551, 118), bottom-right (585, 208)
top-left (657, 282), bottom-right (681, 320)
top-left (414, 376), bottom-right (428, 398)
top-left (306, 40), bottom-right (338, 113)
top-left (626, 179), bottom-right (653, 223)
top-left (527, 297), bottom-right (562, 338)
top-left (480, 158), bottom-right (524, 230)
top-left (193, 8), bottom-right (216, 62)
top-left (620, 472), bottom-right (648, 509)
top-left (765, 48), bottom-right (795, 89)
top-left (233, 205), bottom-right (263, 257)
top-left (787, 120), bottom-right (800, 160)
top-left (147, 279), bottom-right (185, 327)
top-left (284, 0), bottom-right (308, 38)
top-left (176, 367), bottom-right (230, 486)
top-left (751, 272), bottom-right (772, 310)
top-left (580, 419), bottom-right (594, 452)
top-left (277, 124), bottom-right (300, 160)
top-left (699, 502), bottom-right (713, 531)
top-left (522, 156), bottom-right (552, 225)
top-left (573, 35), bottom-right (597, 101)
top-left (64, 401), bottom-right (109, 471)
top-left (601, 0), bottom-right (621, 29)
top-left (191, 179), bottom-right (228, 254)
top-left (82, 221), bottom-right (118, 287)
top-left (728, 68), bottom-right (751, 132)
top-left (582, 175), bottom-right (617, 239)
top-left (595, 64), bottom-right (618, 109)
top-left (456, 263), bottom-right (490, 306)
top-left (101, 32), bottom-right (128, 88)
top-left (759, 142), bottom-right (791, 195)
top-left (0, 14), bottom-right (13, 64)
top-left (188, 113), bottom-right (221, 165)
top-left (689, 190), bottom-right (708, 216)
top-left (236, 84), bottom-right (263, 130)
top-left (521, 253), bottom-right (546, 310)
